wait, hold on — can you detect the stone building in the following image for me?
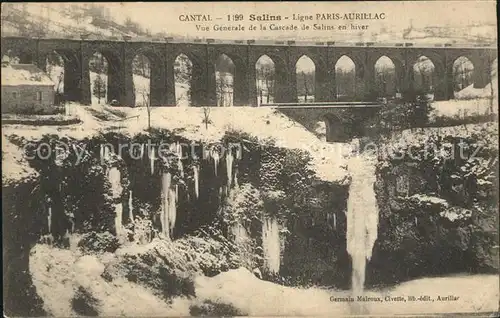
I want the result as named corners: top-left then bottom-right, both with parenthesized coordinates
top-left (1, 62), bottom-right (55, 114)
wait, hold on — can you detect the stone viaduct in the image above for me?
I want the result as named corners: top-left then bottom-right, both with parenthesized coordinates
top-left (1, 35), bottom-right (497, 107)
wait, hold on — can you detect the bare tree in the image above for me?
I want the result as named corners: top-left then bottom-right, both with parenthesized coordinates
top-left (215, 55), bottom-right (234, 107)
top-left (296, 71), bottom-right (314, 103)
top-left (256, 63), bottom-right (275, 105)
top-left (93, 75), bottom-right (106, 104)
top-left (144, 92), bottom-right (151, 130)
top-left (485, 55), bottom-right (497, 114)
top-left (216, 73), bottom-right (232, 107)
top-left (265, 70), bottom-right (275, 104)
top-left (414, 57), bottom-right (434, 93)
top-left (335, 69), bottom-right (356, 101)
top-left (375, 65), bottom-right (396, 97)
top-left (174, 54), bottom-right (193, 106)
top-left (202, 107), bottom-right (212, 129)
top-left (301, 71), bottom-right (309, 103)
top-left (133, 54), bottom-right (150, 78)
top-left (55, 72), bottom-right (63, 94)
top-left (453, 57), bottom-right (473, 92)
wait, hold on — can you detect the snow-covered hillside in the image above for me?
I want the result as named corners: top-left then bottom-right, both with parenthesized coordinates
top-left (431, 60), bottom-right (498, 118)
top-left (2, 3), bottom-right (496, 44)
top-left (1, 3), bottom-right (149, 38)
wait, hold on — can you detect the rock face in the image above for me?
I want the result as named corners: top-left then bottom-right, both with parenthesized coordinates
top-left (367, 126), bottom-right (499, 287)
top-left (29, 243), bottom-right (191, 317)
top-left (5, 120), bottom-right (498, 318)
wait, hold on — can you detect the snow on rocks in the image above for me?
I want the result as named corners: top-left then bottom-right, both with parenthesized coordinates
top-left (1, 134), bottom-right (38, 183)
top-left (29, 243), bottom-right (191, 317)
top-left (408, 194), bottom-right (449, 209)
top-left (120, 106), bottom-right (349, 182)
top-left (431, 98), bottom-right (497, 119)
top-left (194, 267), bottom-right (348, 316)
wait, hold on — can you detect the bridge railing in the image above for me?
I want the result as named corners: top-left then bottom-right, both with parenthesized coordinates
top-left (261, 102), bottom-right (384, 108)
top-left (1, 34), bottom-right (497, 49)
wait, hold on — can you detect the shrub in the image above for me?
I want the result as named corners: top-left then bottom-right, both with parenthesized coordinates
top-left (190, 300), bottom-right (246, 317)
top-left (87, 108), bottom-right (113, 121)
top-left (374, 89), bottom-right (433, 134)
top-left (18, 134), bottom-right (117, 235)
top-left (78, 231), bottom-right (120, 254)
top-left (117, 253), bottom-right (196, 300)
top-left (1, 114), bottom-right (80, 126)
top-left (2, 105), bottom-right (66, 115)
top-left (71, 286), bottom-right (100, 316)
top-left (125, 216), bottom-right (156, 244)
top-left (104, 106), bottom-right (128, 119)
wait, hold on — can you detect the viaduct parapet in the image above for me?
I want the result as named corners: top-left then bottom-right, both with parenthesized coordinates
top-left (1, 35), bottom-right (497, 107)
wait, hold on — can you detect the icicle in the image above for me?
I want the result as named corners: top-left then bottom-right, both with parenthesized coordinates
top-left (168, 187), bottom-right (177, 232)
top-left (234, 169), bottom-right (239, 189)
top-left (212, 150), bottom-right (219, 176)
top-left (129, 190), bottom-right (134, 222)
top-left (179, 159), bottom-right (184, 178)
top-left (69, 212), bottom-right (75, 234)
top-left (108, 167), bottom-right (123, 236)
top-left (47, 205), bottom-right (52, 234)
top-left (415, 216), bottom-right (418, 227)
top-left (176, 142), bottom-right (182, 158)
top-left (114, 203), bottom-right (123, 236)
top-left (226, 149), bottom-right (234, 189)
top-left (193, 165), bottom-right (199, 199)
top-left (333, 212), bottom-right (337, 230)
top-left (262, 217), bottom-right (281, 274)
top-left (204, 146), bottom-right (211, 162)
top-left (150, 147), bottom-right (156, 175)
top-left (108, 168), bottom-right (123, 197)
top-left (160, 170), bottom-right (178, 237)
top-left (235, 146), bottom-right (242, 161)
top-left (161, 172), bottom-right (171, 239)
top-left (175, 184), bottom-right (179, 202)
top-left (103, 145), bottom-right (110, 160)
top-left (231, 223), bottom-right (248, 246)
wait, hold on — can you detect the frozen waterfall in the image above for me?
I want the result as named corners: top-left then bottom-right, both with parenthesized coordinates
top-left (346, 152), bottom-right (379, 293)
top-left (262, 216), bottom-right (281, 274)
top-left (108, 167), bottom-right (123, 236)
top-left (161, 172), bottom-right (177, 239)
top-left (193, 165), bottom-right (199, 199)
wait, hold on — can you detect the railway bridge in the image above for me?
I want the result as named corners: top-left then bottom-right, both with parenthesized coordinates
top-left (270, 102), bottom-right (383, 142)
top-left (1, 35), bottom-right (496, 107)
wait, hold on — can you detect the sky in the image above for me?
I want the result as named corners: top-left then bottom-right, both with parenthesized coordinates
top-left (105, 1), bottom-right (497, 40)
top-left (12, 2), bottom-right (497, 42)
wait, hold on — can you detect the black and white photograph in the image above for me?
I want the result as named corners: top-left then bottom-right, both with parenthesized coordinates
top-left (1, 1), bottom-right (498, 316)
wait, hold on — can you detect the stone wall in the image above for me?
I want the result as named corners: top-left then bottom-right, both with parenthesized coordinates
top-left (2, 85), bottom-right (55, 113)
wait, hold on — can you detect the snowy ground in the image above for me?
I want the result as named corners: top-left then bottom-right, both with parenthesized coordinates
top-left (113, 106), bottom-right (350, 182)
top-left (431, 63), bottom-right (498, 119)
top-left (1, 103), bottom-right (350, 183)
top-left (196, 268), bottom-right (499, 316)
top-left (30, 243), bottom-right (499, 317)
top-left (30, 244), bottom-right (190, 317)
top-left (1, 133), bottom-right (38, 182)
top-left (431, 98), bottom-right (496, 119)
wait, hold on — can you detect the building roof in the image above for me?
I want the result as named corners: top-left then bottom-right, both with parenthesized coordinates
top-left (1, 64), bottom-right (55, 86)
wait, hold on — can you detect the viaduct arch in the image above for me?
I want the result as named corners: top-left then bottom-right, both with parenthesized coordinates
top-left (1, 36), bottom-right (496, 107)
